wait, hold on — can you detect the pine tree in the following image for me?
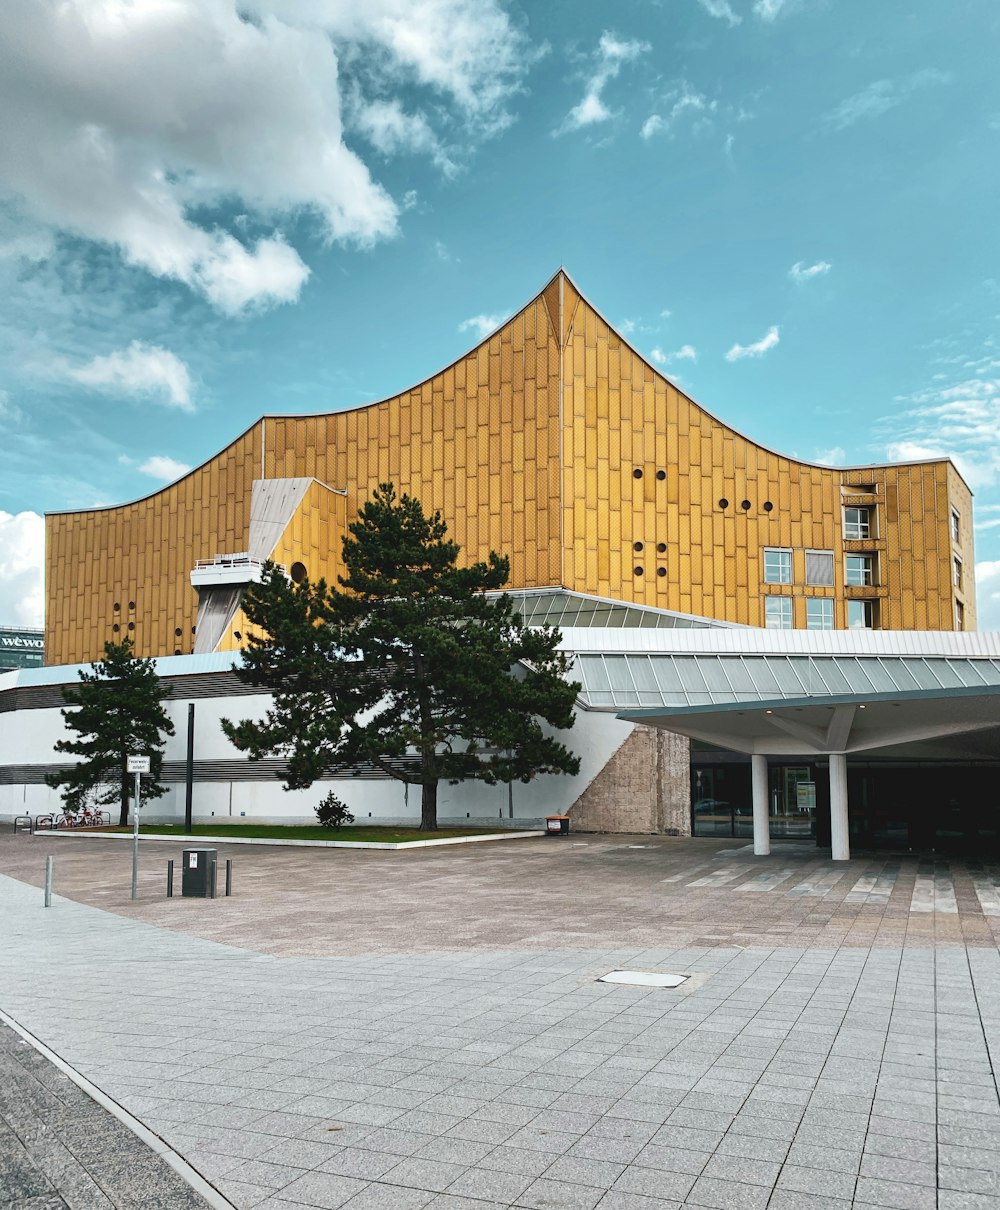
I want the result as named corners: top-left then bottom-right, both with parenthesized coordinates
top-left (223, 483), bottom-right (581, 830)
top-left (46, 638), bottom-right (175, 826)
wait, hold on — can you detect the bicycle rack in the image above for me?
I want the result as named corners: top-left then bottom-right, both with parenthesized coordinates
top-left (13, 815), bottom-right (33, 835)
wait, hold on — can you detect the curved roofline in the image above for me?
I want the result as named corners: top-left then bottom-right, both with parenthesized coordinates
top-left (45, 267), bottom-right (971, 517)
top-left (556, 267), bottom-right (973, 495)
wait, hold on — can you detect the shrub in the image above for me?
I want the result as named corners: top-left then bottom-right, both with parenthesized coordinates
top-left (316, 791), bottom-right (355, 829)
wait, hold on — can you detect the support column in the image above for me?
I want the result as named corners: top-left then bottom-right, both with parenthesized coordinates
top-left (829, 752), bottom-right (850, 861)
top-left (751, 753), bottom-right (770, 856)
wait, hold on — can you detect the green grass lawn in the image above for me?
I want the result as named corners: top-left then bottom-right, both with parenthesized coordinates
top-left (98, 823), bottom-right (514, 843)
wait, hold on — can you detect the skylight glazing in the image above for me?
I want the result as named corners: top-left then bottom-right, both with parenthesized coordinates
top-left (506, 590), bottom-right (729, 630)
top-left (572, 654), bottom-right (1000, 710)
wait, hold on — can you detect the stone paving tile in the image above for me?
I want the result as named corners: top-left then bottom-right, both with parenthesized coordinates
top-left (684, 1174), bottom-right (770, 1208)
top-left (6, 847), bottom-right (1000, 1209)
top-left (517, 1175), bottom-right (605, 1209)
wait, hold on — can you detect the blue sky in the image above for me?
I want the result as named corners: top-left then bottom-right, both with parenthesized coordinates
top-left (1, 0), bottom-right (998, 628)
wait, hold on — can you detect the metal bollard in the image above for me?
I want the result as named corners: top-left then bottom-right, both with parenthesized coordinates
top-left (166, 860), bottom-right (174, 898)
top-left (225, 859), bottom-right (233, 897)
top-left (44, 855), bottom-right (53, 908)
top-left (209, 859), bottom-right (217, 899)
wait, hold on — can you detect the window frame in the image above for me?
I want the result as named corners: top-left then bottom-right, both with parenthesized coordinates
top-left (763, 547), bottom-right (793, 585)
top-left (951, 508), bottom-right (961, 544)
top-left (764, 596), bottom-right (794, 629)
top-left (953, 557), bottom-right (963, 589)
top-left (843, 506), bottom-right (873, 540)
top-left (847, 600), bottom-right (875, 630)
top-left (806, 599), bottom-right (834, 630)
top-left (805, 549), bottom-right (835, 587)
top-left (845, 554), bottom-right (876, 587)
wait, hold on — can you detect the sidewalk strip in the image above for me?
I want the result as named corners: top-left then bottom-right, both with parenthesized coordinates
top-left (0, 1007), bottom-right (237, 1210)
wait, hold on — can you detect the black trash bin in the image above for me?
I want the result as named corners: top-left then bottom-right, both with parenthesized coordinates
top-left (181, 848), bottom-right (217, 897)
top-left (546, 815), bottom-right (570, 836)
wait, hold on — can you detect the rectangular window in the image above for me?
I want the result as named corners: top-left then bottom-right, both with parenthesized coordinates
top-left (805, 550), bottom-right (834, 586)
top-left (953, 557), bottom-right (963, 589)
top-left (843, 506), bottom-right (872, 540)
top-left (806, 599), bottom-right (834, 630)
top-left (845, 554), bottom-right (876, 586)
top-left (765, 596), bottom-right (793, 629)
top-left (847, 600), bottom-right (875, 629)
top-left (763, 548), bottom-right (792, 584)
top-left (951, 509), bottom-right (961, 543)
top-left (955, 599), bottom-right (965, 630)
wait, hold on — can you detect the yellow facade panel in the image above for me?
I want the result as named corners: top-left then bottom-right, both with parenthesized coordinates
top-left (45, 272), bottom-right (971, 663)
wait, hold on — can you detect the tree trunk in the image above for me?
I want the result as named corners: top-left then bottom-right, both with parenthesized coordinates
top-left (420, 781), bottom-right (438, 831)
top-left (119, 757), bottom-right (129, 828)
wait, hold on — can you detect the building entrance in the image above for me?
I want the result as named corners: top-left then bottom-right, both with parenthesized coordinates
top-left (691, 750), bottom-right (1000, 856)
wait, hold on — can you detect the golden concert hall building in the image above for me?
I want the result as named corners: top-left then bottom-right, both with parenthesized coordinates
top-left (30, 271), bottom-right (1000, 855)
top-left (45, 270), bottom-right (974, 665)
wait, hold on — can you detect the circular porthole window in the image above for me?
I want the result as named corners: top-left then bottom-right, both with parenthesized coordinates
top-left (633, 468), bottom-right (643, 479)
top-left (174, 627), bottom-right (182, 637)
top-left (741, 499), bottom-right (752, 511)
top-left (656, 470), bottom-right (666, 481)
top-left (290, 561), bottom-right (308, 583)
top-left (112, 623), bottom-right (120, 633)
top-left (657, 567), bottom-right (667, 577)
top-left (657, 542), bottom-right (667, 553)
top-left (127, 622), bottom-right (135, 631)
top-left (113, 602), bottom-right (121, 613)
top-left (763, 500), bottom-right (774, 512)
top-left (174, 648), bottom-right (182, 656)
top-left (633, 566), bottom-right (644, 576)
top-left (633, 541), bottom-right (644, 552)
top-left (718, 498), bottom-right (729, 509)
top-left (128, 600), bottom-right (136, 610)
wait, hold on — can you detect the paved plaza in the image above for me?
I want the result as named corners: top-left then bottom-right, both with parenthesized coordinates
top-left (2, 832), bottom-right (1000, 1209)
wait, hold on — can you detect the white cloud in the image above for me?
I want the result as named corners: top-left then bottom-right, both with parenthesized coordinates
top-left (753, 0), bottom-right (790, 20)
top-left (459, 313), bottom-right (508, 340)
top-left (975, 561), bottom-right (1000, 631)
top-left (352, 99), bottom-right (457, 176)
top-left (0, 1), bottom-right (533, 312)
top-left (620, 319), bottom-right (637, 335)
top-left (826, 69), bottom-right (951, 131)
top-left (138, 455), bottom-right (193, 483)
top-left (876, 355), bottom-right (997, 488)
top-left (789, 260), bottom-right (832, 283)
top-left (885, 440), bottom-right (949, 463)
top-left (698, 0), bottom-right (742, 26)
top-left (0, 389), bottom-right (24, 425)
top-left (652, 344), bottom-right (698, 366)
top-left (726, 326), bottom-right (780, 361)
top-left (69, 342), bottom-right (193, 411)
top-left (0, 230), bottom-right (55, 264)
top-left (659, 309), bottom-right (672, 320)
top-left (641, 84), bottom-right (711, 140)
top-left (813, 446), bottom-right (846, 466)
top-left (558, 31), bottom-right (649, 134)
top-left (0, 510), bottom-right (44, 628)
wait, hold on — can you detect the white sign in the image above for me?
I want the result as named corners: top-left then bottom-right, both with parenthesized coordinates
top-left (127, 755), bottom-right (151, 774)
top-left (189, 853), bottom-right (198, 868)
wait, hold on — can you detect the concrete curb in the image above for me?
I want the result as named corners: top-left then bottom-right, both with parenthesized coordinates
top-left (37, 828), bottom-right (546, 850)
top-left (0, 1007), bottom-right (236, 1210)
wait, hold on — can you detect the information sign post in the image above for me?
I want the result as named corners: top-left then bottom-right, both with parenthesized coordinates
top-left (127, 755), bottom-right (151, 900)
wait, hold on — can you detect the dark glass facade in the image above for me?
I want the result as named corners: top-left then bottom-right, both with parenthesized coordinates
top-left (691, 743), bottom-right (1000, 855)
